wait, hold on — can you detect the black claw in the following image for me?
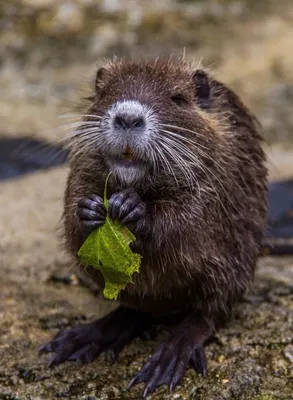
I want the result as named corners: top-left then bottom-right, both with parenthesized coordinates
top-left (169, 367), bottom-right (184, 392)
top-left (108, 195), bottom-right (120, 220)
top-left (77, 208), bottom-right (98, 220)
top-left (47, 358), bottom-right (56, 368)
top-left (117, 195), bottom-right (138, 219)
top-left (39, 339), bottom-right (59, 354)
top-left (142, 365), bottom-right (162, 398)
top-left (190, 346), bottom-right (207, 376)
top-left (78, 196), bottom-right (106, 214)
top-left (170, 345), bottom-right (192, 389)
top-left (68, 344), bottom-right (95, 362)
top-left (38, 343), bottom-right (49, 353)
top-left (127, 375), bottom-right (138, 390)
top-left (121, 204), bottom-right (146, 225)
top-left (108, 189), bottom-right (146, 230)
top-left (128, 364), bottom-right (149, 390)
top-left (142, 382), bottom-right (155, 399)
top-left (77, 194), bottom-right (107, 236)
top-left (83, 219), bottom-right (104, 228)
top-left (48, 353), bottom-right (63, 368)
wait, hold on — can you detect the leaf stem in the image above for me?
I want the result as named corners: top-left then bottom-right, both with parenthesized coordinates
top-left (104, 171), bottom-right (112, 210)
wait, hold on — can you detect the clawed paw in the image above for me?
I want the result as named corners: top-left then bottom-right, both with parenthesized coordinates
top-left (39, 307), bottom-right (152, 369)
top-left (39, 322), bottom-right (103, 367)
top-left (108, 188), bottom-right (146, 228)
top-left (128, 338), bottom-right (207, 398)
top-left (76, 189), bottom-right (146, 237)
top-left (77, 194), bottom-right (107, 235)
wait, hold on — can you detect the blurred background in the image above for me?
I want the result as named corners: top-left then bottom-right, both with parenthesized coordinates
top-left (0, 1), bottom-right (293, 399)
top-left (1, 0), bottom-right (293, 146)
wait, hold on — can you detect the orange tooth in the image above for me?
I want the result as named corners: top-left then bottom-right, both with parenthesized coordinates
top-left (123, 145), bottom-right (133, 159)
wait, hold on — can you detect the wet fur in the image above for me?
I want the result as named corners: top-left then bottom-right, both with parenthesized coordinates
top-left (63, 58), bottom-right (267, 322)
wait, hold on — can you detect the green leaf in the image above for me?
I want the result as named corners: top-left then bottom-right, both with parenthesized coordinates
top-left (77, 174), bottom-right (141, 300)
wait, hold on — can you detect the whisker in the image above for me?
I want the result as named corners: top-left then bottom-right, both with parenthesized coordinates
top-left (158, 135), bottom-right (240, 218)
top-left (158, 141), bottom-right (197, 191)
top-left (56, 113), bottom-right (80, 120)
top-left (159, 139), bottom-right (196, 178)
top-left (59, 121), bottom-right (101, 131)
top-left (153, 142), bottom-right (179, 187)
top-left (79, 114), bottom-right (103, 120)
top-left (68, 139), bottom-right (102, 157)
top-left (57, 114), bottom-right (103, 121)
top-left (145, 141), bottom-right (158, 175)
top-left (159, 136), bottom-right (202, 179)
top-left (161, 123), bottom-right (244, 165)
top-left (66, 134), bottom-right (105, 150)
top-left (160, 129), bottom-right (210, 152)
top-left (59, 129), bottom-right (106, 152)
top-left (161, 123), bottom-right (209, 139)
top-left (58, 130), bottom-right (100, 145)
top-left (160, 129), bottom-right (245, 195)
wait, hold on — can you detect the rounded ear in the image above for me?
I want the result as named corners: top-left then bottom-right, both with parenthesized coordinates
top-left (95, 66), bottom-right (109, 101)
top-left (95, 66), bottom-right (108, 89)
top-left (192, 69), bottom-right (210, 107)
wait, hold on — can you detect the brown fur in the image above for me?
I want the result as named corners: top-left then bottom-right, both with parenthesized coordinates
top-left (62, 58), bottom-right (267, 321)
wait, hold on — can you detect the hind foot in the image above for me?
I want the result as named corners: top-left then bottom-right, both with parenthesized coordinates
top-left (128, 312), bottom-right (213, 398)
top-left (39, 306), bottom-right (152, 367)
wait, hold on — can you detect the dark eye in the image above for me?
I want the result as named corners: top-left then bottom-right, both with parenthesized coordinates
top-left (171, 93), bottom-right (188, 106)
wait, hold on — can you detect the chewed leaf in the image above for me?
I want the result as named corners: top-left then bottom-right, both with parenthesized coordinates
top-left (77, 173), bottom-right (142, 300)
top-left (103, 281), bottom-right (129, 300)
top-left (78, 229), bottom-right (100, 266)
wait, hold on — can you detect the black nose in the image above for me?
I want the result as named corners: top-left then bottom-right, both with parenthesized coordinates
top-left (114, 114), bottom-right (145, 131)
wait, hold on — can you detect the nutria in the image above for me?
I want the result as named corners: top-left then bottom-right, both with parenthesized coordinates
top-left (40, 58), bottom-right (268, 398)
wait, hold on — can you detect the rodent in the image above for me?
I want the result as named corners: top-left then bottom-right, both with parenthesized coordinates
top-left (40, 58), bottom-right (268, 398)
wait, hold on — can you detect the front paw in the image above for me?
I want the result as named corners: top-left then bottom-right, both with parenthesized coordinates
top-left (77, 195), bottom-right (107, 236)
top-left (108, 189), bottom-right (146, 228)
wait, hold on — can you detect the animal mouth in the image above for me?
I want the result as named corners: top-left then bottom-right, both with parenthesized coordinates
top-left (118, 145), bottom-right (138, 166)
top-left (122, 145), bottom-right (134, 160)
top-left (109, 145), bottom-right (139, 168)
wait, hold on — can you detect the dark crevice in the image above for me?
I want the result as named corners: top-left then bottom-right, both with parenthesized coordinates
top-left (0, 137), bottom-right (68, 180)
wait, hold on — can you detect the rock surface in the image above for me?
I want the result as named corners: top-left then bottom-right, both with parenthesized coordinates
top-left (1, 201), bottom-right (293, 399)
